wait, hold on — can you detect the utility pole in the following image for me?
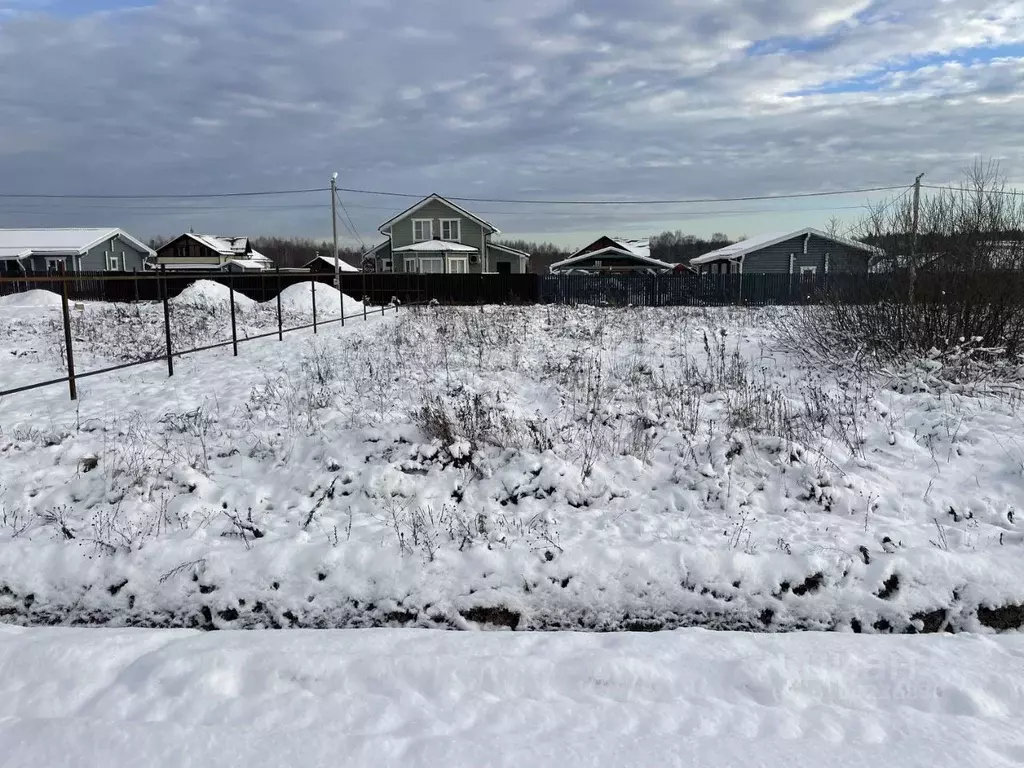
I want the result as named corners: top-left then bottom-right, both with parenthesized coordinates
top-left (909, 173), bottom-right (924, 305)
top-left (331, 172), bottom-right (340, 293)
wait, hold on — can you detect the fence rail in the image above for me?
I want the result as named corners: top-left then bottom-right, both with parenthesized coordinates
top-left (0, 270), bottom-right (399, 402)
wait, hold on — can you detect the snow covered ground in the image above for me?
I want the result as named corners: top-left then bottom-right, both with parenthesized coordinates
top-left (1, 292), bottom-right (1023, 631)
top-left (1, 626), bottom-right (1022, 767)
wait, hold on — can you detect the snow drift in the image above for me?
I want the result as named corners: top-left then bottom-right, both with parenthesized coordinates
top-left (271, 281), bottom-right (364, 317)
top-left (1, 626), bottom-right (1022, 767)
top-left (170, 279), bottom-right (256, 311)
top-left (0, 289), bottom-right (63, 309)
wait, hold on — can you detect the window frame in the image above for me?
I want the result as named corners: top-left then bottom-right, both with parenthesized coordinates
top-left (440, 219), bottom-right (461, 242)
top-left (799, 265), bottom-right (817, 277)
top-left (448, 257), bottom-right (468, 273)
top-left (420, 257), bottom-right (444, 274)
top-left (412, 219), bottom-right (433, 242)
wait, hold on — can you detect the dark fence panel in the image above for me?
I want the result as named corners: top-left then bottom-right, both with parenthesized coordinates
top-left (4, 270), bottom-right (1023, 309)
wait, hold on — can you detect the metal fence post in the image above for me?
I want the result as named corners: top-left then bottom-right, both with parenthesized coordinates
top-left (58, 265), bottom-right (77, 401)
top-left (276, 266), bottom-right (283, 341)
top-left (133, 268), bottom-right (140, 303)
top-left (161, 266), bottom-right (174, 377)
top-left (311, 279), bottom-right (318, 334)
top-left (339, 274), bottom-right (345, 326)
top-left (229, 272), bottom-right (239, 356)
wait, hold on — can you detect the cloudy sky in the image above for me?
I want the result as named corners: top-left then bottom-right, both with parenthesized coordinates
top-left (0, 0), bottom-right (1021, 249)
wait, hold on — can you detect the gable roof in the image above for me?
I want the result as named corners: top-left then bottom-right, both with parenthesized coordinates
top-left (0, 228), bottom-right (156, 260)
top-left (305, 255), bottom-right (360, 271)
top-left (690, 228), bottom-right (882, 265)
top-left (377, 194), bottom-right (499, 236)
top-left (551, 237), bottom-right (668, 271)
top-left (567, 236), bottom-right (651, 260)
top-left (489, 242), bottom-right (531, 259)
top-left (362, 240), bottom-right (390, 258)
top-left (159, 233), bottom-right (272, 266)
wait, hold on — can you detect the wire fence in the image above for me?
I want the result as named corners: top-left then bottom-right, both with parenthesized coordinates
top-left (0, 269), bottom-right (399, 402)
top-left (5, 268), bottom-right (1022, 402)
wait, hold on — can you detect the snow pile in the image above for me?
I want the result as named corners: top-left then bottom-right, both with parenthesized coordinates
top-left (170, 279), bottom-right (256, 310)
top-left (0, 289), bottom-right (63, 309)
top-left (0, 626), bottom-right (1022, 767)
top-left (1, 305), bottom-right (1024, 631)
top-left (271, 281), bottom-right (364, 317)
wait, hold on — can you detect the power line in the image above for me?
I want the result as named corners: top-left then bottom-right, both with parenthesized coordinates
top-left (334, 190), bottom-right (364, 249)
top-left (920, 184), bottom-right (1024, 196)
top-left (0, 183), bottom-right (905, 205)
top-left (334, 184), bottom-right (907, 205)
top-left (0, 187), bottom-right (329, 201)
top-left (0, 199), bottom-right (881, 217)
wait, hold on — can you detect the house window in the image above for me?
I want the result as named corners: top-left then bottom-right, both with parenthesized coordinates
top-left (420, 257), bottom-right (443, 274)
top-left (449, 257), bottom-right (468, 273)
top-left (800, 265), bottom-right (817, 277)
top-left (594, 260), bottom-right (603, 268)
top-left (412, 219), bottom-right (433, 242)
top-left (45, 258), bottom-right (64, 273)
top-left (381, 258), bottom-right (392, 273)
top-left (109, 254), bottom-right (120, 271)
top-left (440, 219), bottom-right (461, 242)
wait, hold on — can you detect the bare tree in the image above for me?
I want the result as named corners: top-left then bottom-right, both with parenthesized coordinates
top-left (780, 159), bottom-right (1024, 375)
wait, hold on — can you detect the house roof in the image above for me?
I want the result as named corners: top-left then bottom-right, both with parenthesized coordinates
top-left (690, 228), bottom-right (882, 265)
top-left (550, 237), bottom-right (669, 271)
top-left (304, 255), bottom-right (360, 271)
top-left (377, 194), bottom-right (499, 236)
top-left (489, 242), bottom-right (531, 259)
top-left (362, 241), bottom-right (390, 258)
top-left (0, 228), bottom-right (156, 260)
top-left (392, 240), bottom-right (479, 253)
top-left (225, 258), bottom-right (273, 271)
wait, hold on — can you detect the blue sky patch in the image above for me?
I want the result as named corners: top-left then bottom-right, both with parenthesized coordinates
top-left (786, 42), bottom-right (1024, 96)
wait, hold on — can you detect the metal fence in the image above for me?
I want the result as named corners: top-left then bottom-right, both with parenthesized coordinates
top-left (4, 268), bottom-right (1021, 309)
top-left (0, 270), bottom-right (398, 402)
top-left (0, 269), bottom-right (902, 307)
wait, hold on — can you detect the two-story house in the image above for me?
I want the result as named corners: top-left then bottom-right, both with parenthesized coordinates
top-left (155, 234), bottom-right (274, 272)
top-left (363, 194), bottom-right (530, 274)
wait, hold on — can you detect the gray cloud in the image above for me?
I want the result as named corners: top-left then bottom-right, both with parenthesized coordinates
top-left (0, 0), bottom-right (1021, 247)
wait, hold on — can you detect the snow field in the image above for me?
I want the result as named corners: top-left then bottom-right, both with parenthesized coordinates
top-left (1, 302), bottom-right (1023, 631)
top-left (0, 626), bottom-right (1022, 767)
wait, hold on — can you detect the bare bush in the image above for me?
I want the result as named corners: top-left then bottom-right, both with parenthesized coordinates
top-left (779, 160), bottom-right (1024, 380)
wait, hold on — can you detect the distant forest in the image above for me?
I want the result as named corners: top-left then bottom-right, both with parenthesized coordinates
top-left (149, 231), bottom-right (738, 273)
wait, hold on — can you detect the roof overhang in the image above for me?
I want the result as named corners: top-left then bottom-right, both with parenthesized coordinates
top-left (551, 245), bottom-right (670, 271)
top-left (392, 240), bottom-right (479, 253)
top-left (691, 227), bottom-right (882, 265)
top-left (489, 242), bottom-right (531, 259)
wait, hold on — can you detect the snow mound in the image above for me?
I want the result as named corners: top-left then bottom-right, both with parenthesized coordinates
top-left (171, 280), bottom-right (256, 310)
top-left (0, 290), bottom-right (63, 309)
top-left (272, 282), bottom-right (363, 317)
